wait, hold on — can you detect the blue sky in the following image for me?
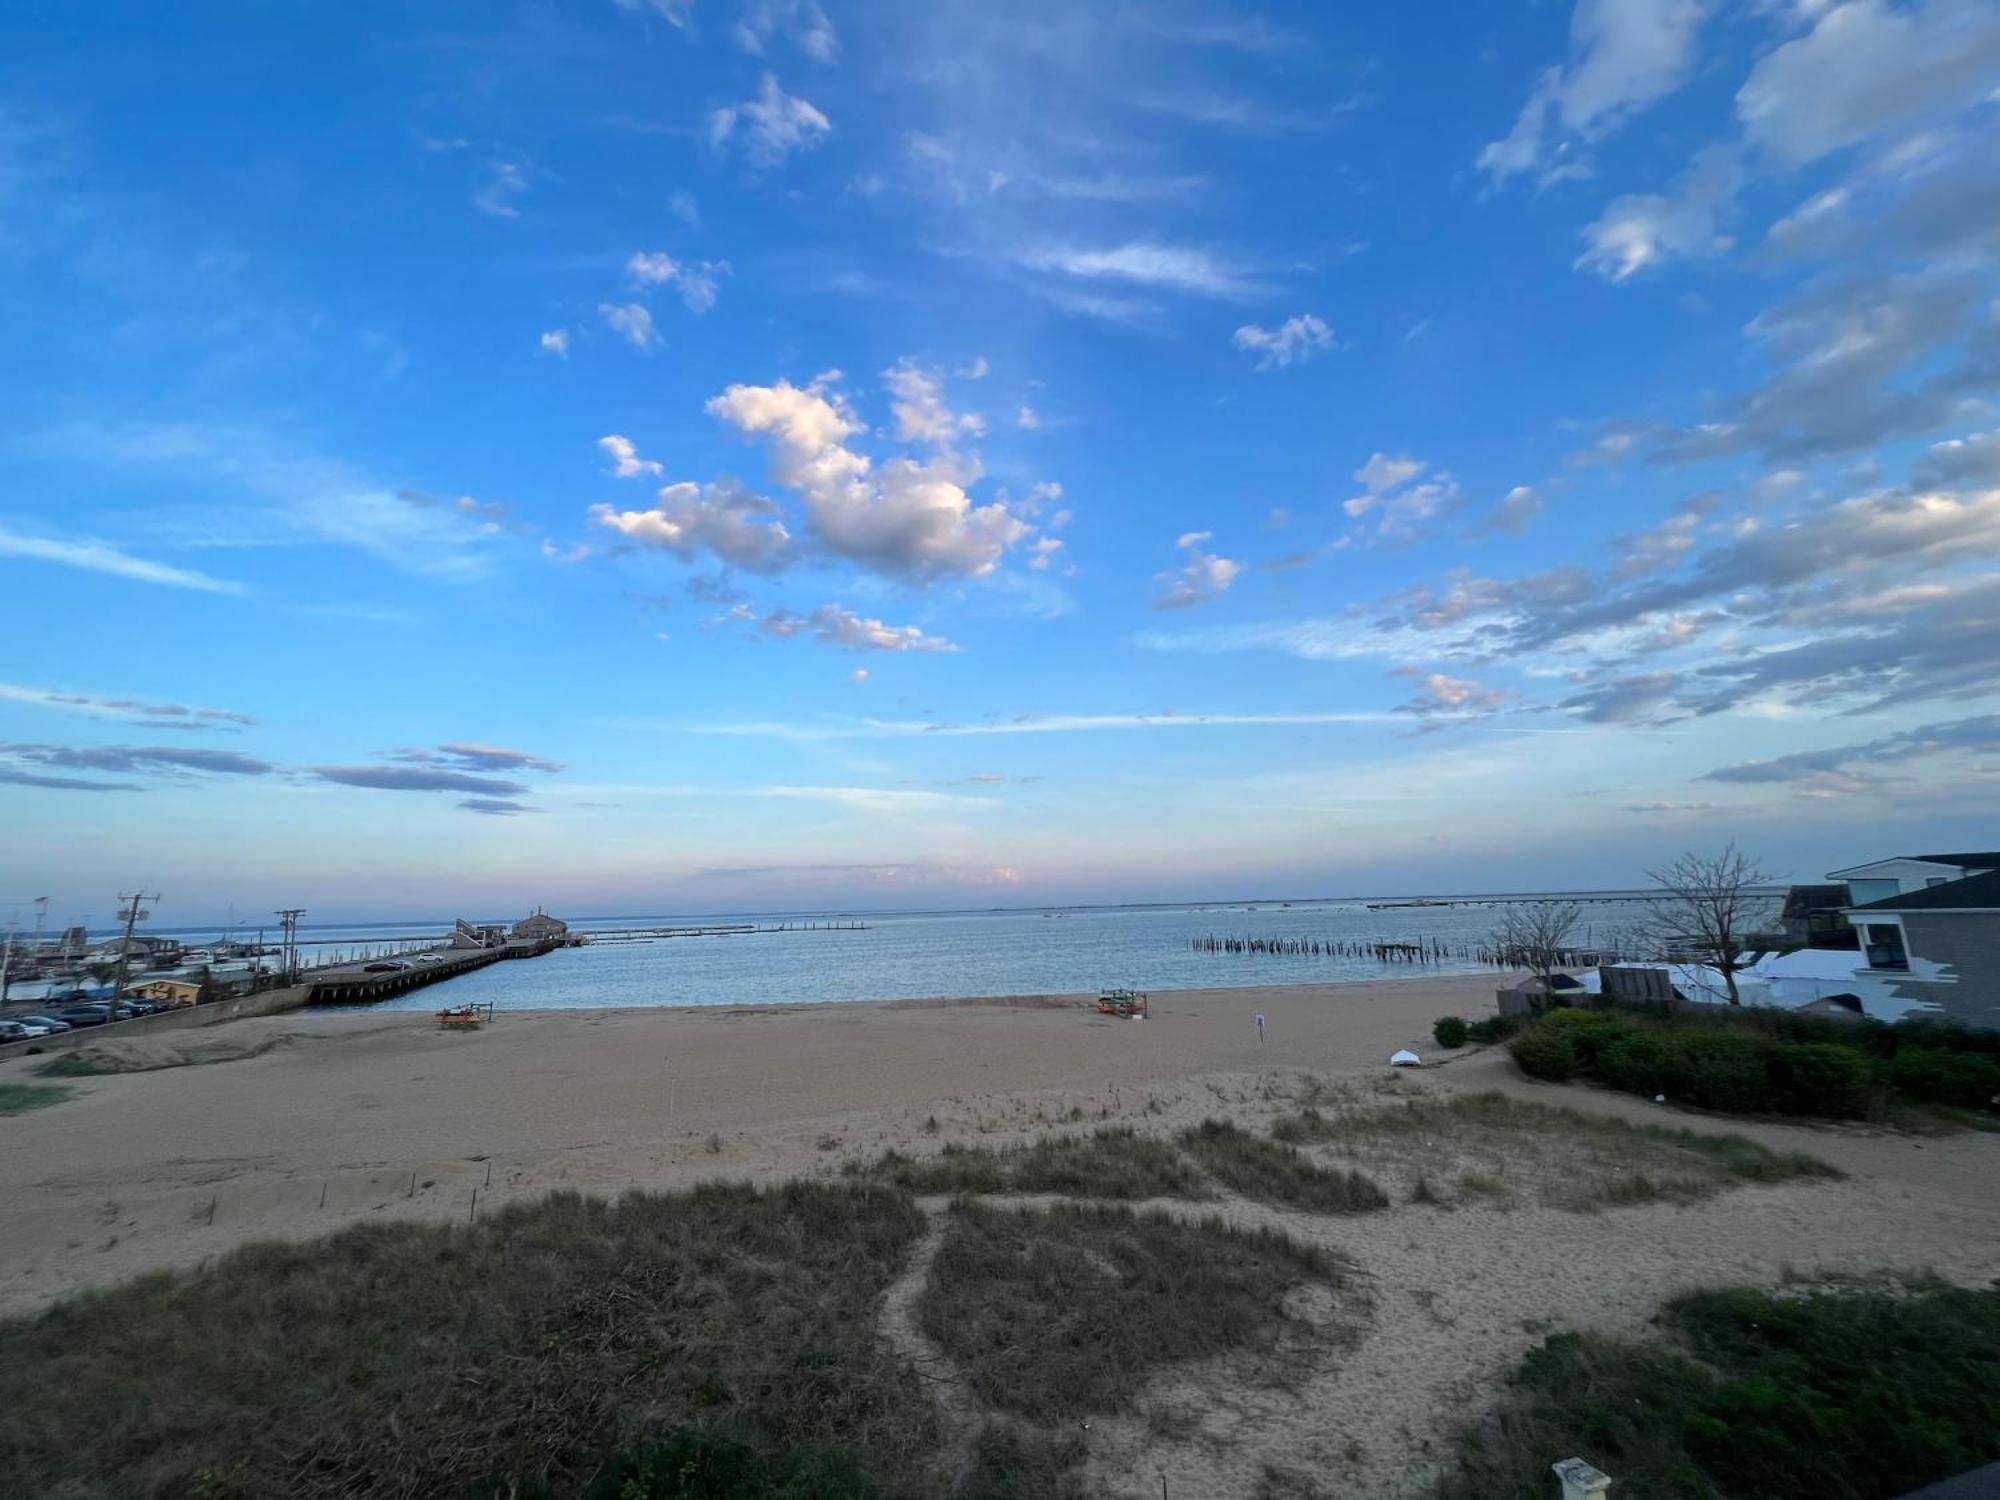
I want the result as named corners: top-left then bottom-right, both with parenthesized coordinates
top-left (5, 0), bottom-right (2000, 924)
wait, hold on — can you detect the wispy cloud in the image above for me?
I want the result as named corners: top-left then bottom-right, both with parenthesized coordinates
top-left (0, 523), bottom-right (247, 594)
top-left (1011, 243), bottom-right (1263, 299)
top-left (687, 710), bottom-right (1408, 741)
top-left (753, 784), bottom-right (998, 812)
top-left (0, 682), bottom-right (257, 727)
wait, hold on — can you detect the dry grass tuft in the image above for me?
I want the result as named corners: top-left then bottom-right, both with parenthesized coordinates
top-left (0, 1181), bottom-right (937, 1498)
top-left (1179, 1119), bottom-right (1391, 1213)
top-left (919, 1200), bottom-right (1358, 1425)
top-left (855, 1127), bottom-right (1205, 1201)
top-left (1273, 1090), bottom-right (1838, 1212)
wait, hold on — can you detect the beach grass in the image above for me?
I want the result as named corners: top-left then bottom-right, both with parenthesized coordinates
top-left (918, 1200), bottom-right (1356, 1425)
top-left (1178, 1119), bottom-right (1392, 1213)
top-left (0, 1084), bottom-right (72, 1116)
top-left (0, 1181), bottom-right (938, 1498)
top-left (32, 1053), bottom-right (106, 1078)
top-left (1273, 1090), bottom-right (1839, 1212)
top-left (855, 1126), bottom-right (1206, 1201)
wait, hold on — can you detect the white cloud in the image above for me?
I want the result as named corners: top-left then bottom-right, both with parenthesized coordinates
top-left (593, 479), bottom-right (798, 572)
top-left (1353, 452), bottom-right (1426, 495)
top-left (598, 302), bottom-right (659, 349)
top-left (883, 360), bottom-right (985, 445)
top-left (0, 523), bottom-right (247, 594)
top-left (1013, 242), bottom-right (1260, 299)
top-left (708, 73), bottom-right (831, 166)
top-left (754, 785), bottom-right (996, 813)
top-left (1576, 145), bottom-right (1743, 280)
top-left (538, 328), bottom-right (570, 358)
top-left (611, 0), bottom-right (694, 35)
top-left (1232, 313), bottom-right (1333, 369)
top-left (761, 602), bottom-right (959, 652)
top-left (1017, 406), bottom-right (1040, 430)
top-left (849, 667), bottom-right (869, 683)
top-left (598, 434), bottom-right (664, 478)
top-left (960, 355), bottom-right (990, 380)
top-left (734, 0), bottom-right (837, 61)
top-left (1480, 0), bottom-right (1714, 184)
top-left (1737, 0), bottom-right (2000, 165)
top-left (707, 375), bottom-right (1034, 579)
top-left (473, 160), bottom-right (530, 217)
top-left (1487, 485), bottom-right (1545, 535)
top-left (626, 250), bottom-right (730, 313)
top-left (1153, 532), bottom-right (1243, 610)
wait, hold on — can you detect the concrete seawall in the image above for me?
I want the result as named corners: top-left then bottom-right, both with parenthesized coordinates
top-left (0, 983), bottom-right (315, 1064)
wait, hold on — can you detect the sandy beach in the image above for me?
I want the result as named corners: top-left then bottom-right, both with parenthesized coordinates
top-left (5, 974), bottom-right (1998, 1496)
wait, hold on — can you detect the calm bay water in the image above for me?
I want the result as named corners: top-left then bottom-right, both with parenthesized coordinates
top-left (302, 895), bottom-right (1669, 1012)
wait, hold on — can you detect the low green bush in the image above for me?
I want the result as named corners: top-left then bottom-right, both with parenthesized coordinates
top-left (1888, 1048), bottom-right (2000, 1110)
top-left (588, 1430), bottom-right (880, 1499)
top-left (1508, 1026), bottom-right (1579, 1083)
top-left (1771, 1042), bottom-right (1875, 1118)
top-left (1465, 1014), bottom-right (1524, 1044)
top-left (1598, 1032), bottom-right (1681, 1099)
top-left (1433, 1016), bottom-right (1469, 1049)
top-left (1675, 1033), bottom-right (1770, 1114)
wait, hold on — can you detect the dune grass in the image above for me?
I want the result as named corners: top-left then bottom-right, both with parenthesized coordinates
top-left (33, 1053), bottom-right (108, 1078)
top-left (919, 1200), bottom-right (1356, 1424)
top-left (0, 1083), bottom-right (71, 1116)
top-left (1274, 1090), bottom-right (1839, 1212)
top-left (1178, 1119), bottom-right (1391, 1213)
top-left (1437, 1281), bottom-right (2000, 1500)
top-left (0, 1181), bottom-right (937, 1499)
top-left (855, 1126), bottom-right (1205, 1201)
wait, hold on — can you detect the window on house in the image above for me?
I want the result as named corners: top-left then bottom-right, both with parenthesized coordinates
top-left (1849, 879), bottom-right (1900, 904)
top-left (1863, 924), bottom-right (1909, 971)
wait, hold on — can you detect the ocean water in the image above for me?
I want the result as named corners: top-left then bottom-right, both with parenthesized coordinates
top-left (318, 896), bottom-right (1673, 1012)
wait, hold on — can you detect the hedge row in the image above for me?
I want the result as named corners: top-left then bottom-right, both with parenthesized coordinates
top-left (1506, 1005), bottom-right (2000, 1119)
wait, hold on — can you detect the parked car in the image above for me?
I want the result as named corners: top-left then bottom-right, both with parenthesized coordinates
top-left (56, 1004), bottom-right (113, 1027)
top-left (15, 1016), bottom-right (72, 1034)
top-left (362, 961), bottom-right (407, 973)
top-left (0, 1020), bottom-right (48, 1041)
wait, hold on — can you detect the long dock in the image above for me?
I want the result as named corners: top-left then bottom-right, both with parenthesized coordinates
top-left (302, 938), bottom-right (563, 1005)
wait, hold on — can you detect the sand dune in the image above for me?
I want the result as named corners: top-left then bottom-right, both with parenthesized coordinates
top-left (3, 974), bottom-right (1996, 1496)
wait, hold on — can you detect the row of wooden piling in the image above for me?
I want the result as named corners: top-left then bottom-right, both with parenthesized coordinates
top-left (1189, 935), bottom-right (1623, 967)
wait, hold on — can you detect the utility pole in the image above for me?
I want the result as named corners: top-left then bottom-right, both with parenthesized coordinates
top-left (275, 909), bottom-right (306, 984)
top-left (113, 892), bottom-right (161, 1015)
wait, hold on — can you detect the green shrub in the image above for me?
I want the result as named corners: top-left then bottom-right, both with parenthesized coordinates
top-left (1674, 1034), bottom-right (1770, 1114)
top-left (1771, 1042), bottom-right (1875, 1118)
top-left (1465, 1014), bottom-right (1524, 1044)
top-left (1533, 1008), bottom-right (1630, 1068)
top-left (1439, 1282), bottom-right (2000, 1500)
top-left (1889, 1048), bottom-right (2000, 1111)
top-left (1433, 1016), bottom-right (1469, 1049)
top-left (1509, 1026), bottom-right (1579, 1083)
top-left (1598, 1032), bottom-right (1683, 1099)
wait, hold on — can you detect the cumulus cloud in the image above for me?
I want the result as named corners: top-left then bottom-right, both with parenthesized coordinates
top-left (1480, 0), bottom-right (1714, 184)
top-left (883, 360), bottom-right (985, 445)
top-left (594, 479), bottom-right (799, 572)
top-left (1343, 454), bottom-right (1461, 545)
top-left (708, 73), bottom-right (830, 166)
top-left (1394, 671), bottom-right (1507, 717)
top-left (706, 374), bottom-right (1035, 579)
top-left (538, 329), bottom-right (569, 357)
top-left (598, 302), bottom-right (659, 350)
top-left (1232, 313), bottom-right (1333, 369)
top-left (598, 434), bottom-right (664, 479)
top-left (0, 523), bottom-right (246, 594)
top-left (1152, 533), bottom-right (1243, 610)
top-left (1576, 145), bottom-right (1742, 280)
top-left (760, 603), bottom-right (959, 652)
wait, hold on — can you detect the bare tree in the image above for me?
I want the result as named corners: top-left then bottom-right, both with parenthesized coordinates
top-left (1643, 842), bottom-right (1774, 1005)
top-left (1492, 901), bottom-right (1584, 988)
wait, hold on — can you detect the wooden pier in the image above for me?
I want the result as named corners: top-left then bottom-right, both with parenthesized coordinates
top-left (302, 938), bottom-right (562, 1005)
